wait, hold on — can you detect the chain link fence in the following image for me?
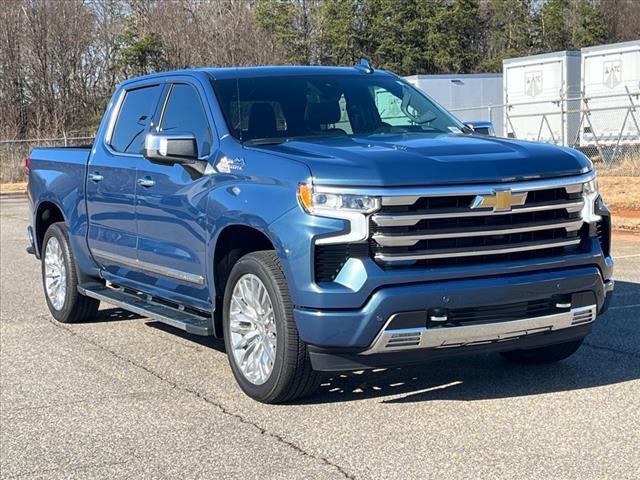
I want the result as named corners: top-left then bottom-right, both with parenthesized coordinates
top-left (0, 134), bottom-right (95, 184)
top-left (1, 90), bottom-right (639, 184)
top-left (450, 90), bottom-right (640, 176)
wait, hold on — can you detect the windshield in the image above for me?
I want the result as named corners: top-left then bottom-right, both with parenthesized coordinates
top-left (212, 74), bottom-right (466, 144)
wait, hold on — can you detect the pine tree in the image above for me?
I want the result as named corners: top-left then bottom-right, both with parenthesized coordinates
top-left (425, 0), bottom-right (482, 73)
top-left (482, 0), bottom-right (535, 71)
top-left (318, 0), bottom-right (363, 66)
top-left (572, 0), bottom-right (607, 48)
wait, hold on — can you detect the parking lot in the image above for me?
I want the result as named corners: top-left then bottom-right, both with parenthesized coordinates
top-left (1, 195), bottom-right (639, 479)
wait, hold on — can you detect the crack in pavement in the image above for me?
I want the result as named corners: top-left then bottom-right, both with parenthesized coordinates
top-left (44, 316), bottom-right (357, 480)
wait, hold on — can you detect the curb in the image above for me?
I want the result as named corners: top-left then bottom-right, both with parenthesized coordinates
top-left (0, 191), bottom-right (27, 199)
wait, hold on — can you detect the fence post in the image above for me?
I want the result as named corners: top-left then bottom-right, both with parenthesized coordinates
top-left (560, 94), bottom-right (566, 147)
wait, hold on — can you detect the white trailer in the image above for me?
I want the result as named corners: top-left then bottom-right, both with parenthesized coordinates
top-left (503, 51), bottom-right (581, 146)
top-left (580, 40), bottom-right (640, 147)
top-left (405, 74), bottom-right (504, 136)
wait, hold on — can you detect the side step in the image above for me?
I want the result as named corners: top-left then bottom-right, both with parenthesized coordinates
top-left (78, 285), bottom-right (213, 336)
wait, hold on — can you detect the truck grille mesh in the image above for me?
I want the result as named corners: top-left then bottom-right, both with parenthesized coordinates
top-left (369, 180), bottom-right (588, 269)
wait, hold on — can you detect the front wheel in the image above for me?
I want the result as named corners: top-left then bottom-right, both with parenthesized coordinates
top-left (41, 222), bottom-right (99, 323)
top-left (500, 339), bottom-right (584, 364)
top-left (222, 251), bottom-right (319, 403)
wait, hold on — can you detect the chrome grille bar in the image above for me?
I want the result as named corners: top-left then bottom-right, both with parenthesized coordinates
top-left (372, 219), bottom-right (583, 247)
top-left (372, 200), bottom-right (584, 227)
top-left (374, 238), bottom-right (581, 263)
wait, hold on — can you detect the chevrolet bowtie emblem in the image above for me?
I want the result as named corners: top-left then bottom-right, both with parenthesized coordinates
top-left (470, 190), bottom-right (528, 212)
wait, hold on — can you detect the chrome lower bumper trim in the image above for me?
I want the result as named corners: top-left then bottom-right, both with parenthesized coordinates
top-left (605, 279), bottom-right (615, 292)
top-left (363, 305), bottom-right (597, 355)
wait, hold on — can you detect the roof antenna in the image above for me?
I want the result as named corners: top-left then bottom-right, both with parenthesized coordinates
top-left (355, 58), bottom-right (374, 74)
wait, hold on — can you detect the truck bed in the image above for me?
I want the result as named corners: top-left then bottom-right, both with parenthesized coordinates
top-left (29, 145), bottom-right (93, 166)
top-left (27, 145), bottom-right (94, 228)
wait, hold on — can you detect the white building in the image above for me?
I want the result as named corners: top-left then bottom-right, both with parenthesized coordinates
top-left (405, 73), bottom-right (504, 136)
top-left (580, 40), bottom-right (640, 147)
top-left (503, 51), bottom-right (581, 146)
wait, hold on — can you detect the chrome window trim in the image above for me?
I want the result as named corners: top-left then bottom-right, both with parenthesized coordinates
top-left (158, 82), bottom-right (214, 155)
top-left (93, 249), bottom-right (205, 285)
top-left (103, 84), bottom-right (163, 158)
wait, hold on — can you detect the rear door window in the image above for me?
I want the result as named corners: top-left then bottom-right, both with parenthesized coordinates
top-left (110, 84), bottom-right (163, 154)
top-left (160, 84), bottom-right (212, 156)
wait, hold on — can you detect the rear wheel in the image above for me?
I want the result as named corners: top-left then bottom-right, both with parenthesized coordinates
top-left (500, 339), bottom-right (584, 364)
top-left (41, 223), bottom-right (99, 323)
top-left (223, 251), bottom-right (319, 403)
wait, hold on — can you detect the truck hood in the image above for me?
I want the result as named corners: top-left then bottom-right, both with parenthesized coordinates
top-left (255, 133), bottom-right (591, 187)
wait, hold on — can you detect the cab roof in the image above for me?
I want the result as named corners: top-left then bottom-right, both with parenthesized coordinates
top-left (120, 65), bottom-right (392, 87)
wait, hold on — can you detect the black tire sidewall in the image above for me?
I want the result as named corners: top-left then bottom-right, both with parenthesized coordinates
top-left (222, 254), bottom-right (291, 401)
top-left (41, 223), bottom-right (76, 322)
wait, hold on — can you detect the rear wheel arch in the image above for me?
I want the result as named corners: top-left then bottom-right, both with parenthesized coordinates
top-left (35, 201), bottom-right (65, 255)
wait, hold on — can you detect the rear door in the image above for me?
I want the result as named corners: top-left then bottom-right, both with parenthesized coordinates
top-left (86, 83), bottom-right (164, 279)
top-left (134, 81), bottom-right (214, 305)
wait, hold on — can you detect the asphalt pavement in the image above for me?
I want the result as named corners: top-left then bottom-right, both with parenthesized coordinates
top-left (1, 196), bottom-right (639, 479)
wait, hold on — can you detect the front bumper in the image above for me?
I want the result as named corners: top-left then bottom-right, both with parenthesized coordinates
top-left (308, 323), bottom-right (594, 372)
top-left (294, 266), bottom-right (613, 371)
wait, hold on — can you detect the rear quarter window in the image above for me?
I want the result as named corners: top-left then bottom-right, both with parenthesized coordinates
top-left (110, 85), bottom-right (163, 154)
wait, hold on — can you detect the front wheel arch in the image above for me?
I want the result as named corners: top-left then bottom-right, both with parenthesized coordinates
top-left (212, 224), bottom-right (277, 337)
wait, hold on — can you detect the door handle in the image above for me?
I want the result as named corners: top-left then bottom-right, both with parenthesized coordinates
top-left (137, 177), bottom-right (156, 188)
top-left (88, 172), bottom-right (103, 182)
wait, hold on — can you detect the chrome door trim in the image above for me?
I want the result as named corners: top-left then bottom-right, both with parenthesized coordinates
top-left (92, 249), bottom-right (204, 285)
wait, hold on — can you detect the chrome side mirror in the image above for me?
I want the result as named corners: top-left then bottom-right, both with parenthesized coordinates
top-left (144, 132), bottom-right (198, 164)
top-left (464, 121), bottom-right (496, 136)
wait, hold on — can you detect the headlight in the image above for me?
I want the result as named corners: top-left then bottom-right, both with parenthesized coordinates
top-left (297, 183), bottom-right (380, 245)
top-left (581, 175), bottom-right (601, 223)
top-left (583, 177), bottom-right (598, 196)
top-left (298, 184), bottom-right (380, 214)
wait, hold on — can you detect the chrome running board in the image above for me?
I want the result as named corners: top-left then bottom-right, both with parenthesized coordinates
top-left (78, 285), bottom-right (213, 336)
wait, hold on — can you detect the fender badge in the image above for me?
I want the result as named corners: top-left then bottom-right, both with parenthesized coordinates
top-left (216, 156), bottom-right (245, 173)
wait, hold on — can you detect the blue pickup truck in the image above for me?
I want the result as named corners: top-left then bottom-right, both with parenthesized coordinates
top-left (27, 64), bottom-right (614, 403)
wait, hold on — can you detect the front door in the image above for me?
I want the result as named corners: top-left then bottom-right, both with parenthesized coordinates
top-left (86, 83), bottom-right (163, 279)
top-left (134, 82), bottom-right (213, 307)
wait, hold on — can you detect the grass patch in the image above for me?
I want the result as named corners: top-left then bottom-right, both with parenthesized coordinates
top-left (0, 182), bottom-right (26, 194)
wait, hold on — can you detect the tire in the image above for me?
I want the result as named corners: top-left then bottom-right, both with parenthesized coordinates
top-left (500, 339), bottom-right (584, 364)
top-left (41, 222), bottom-right (99, 323)
top-left (222, 251), bottom-right (319, 403)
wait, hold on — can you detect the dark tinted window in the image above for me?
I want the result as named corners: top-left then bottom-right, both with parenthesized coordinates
top-left (213, 75), bottom-right (464, 144)
top-left (160, 84), bottom-right (211, 156)
top-left (110, 85), bottom-right (162, 154)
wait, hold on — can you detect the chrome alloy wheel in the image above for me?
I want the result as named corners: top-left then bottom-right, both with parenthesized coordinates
top-left (229, 274), bottom-right (277, 385)
top-left (44, 237), bottom-right (67, 310)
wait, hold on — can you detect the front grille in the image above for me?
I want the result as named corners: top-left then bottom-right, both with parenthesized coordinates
top-left (369, 178), bottom-right (589, 269)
